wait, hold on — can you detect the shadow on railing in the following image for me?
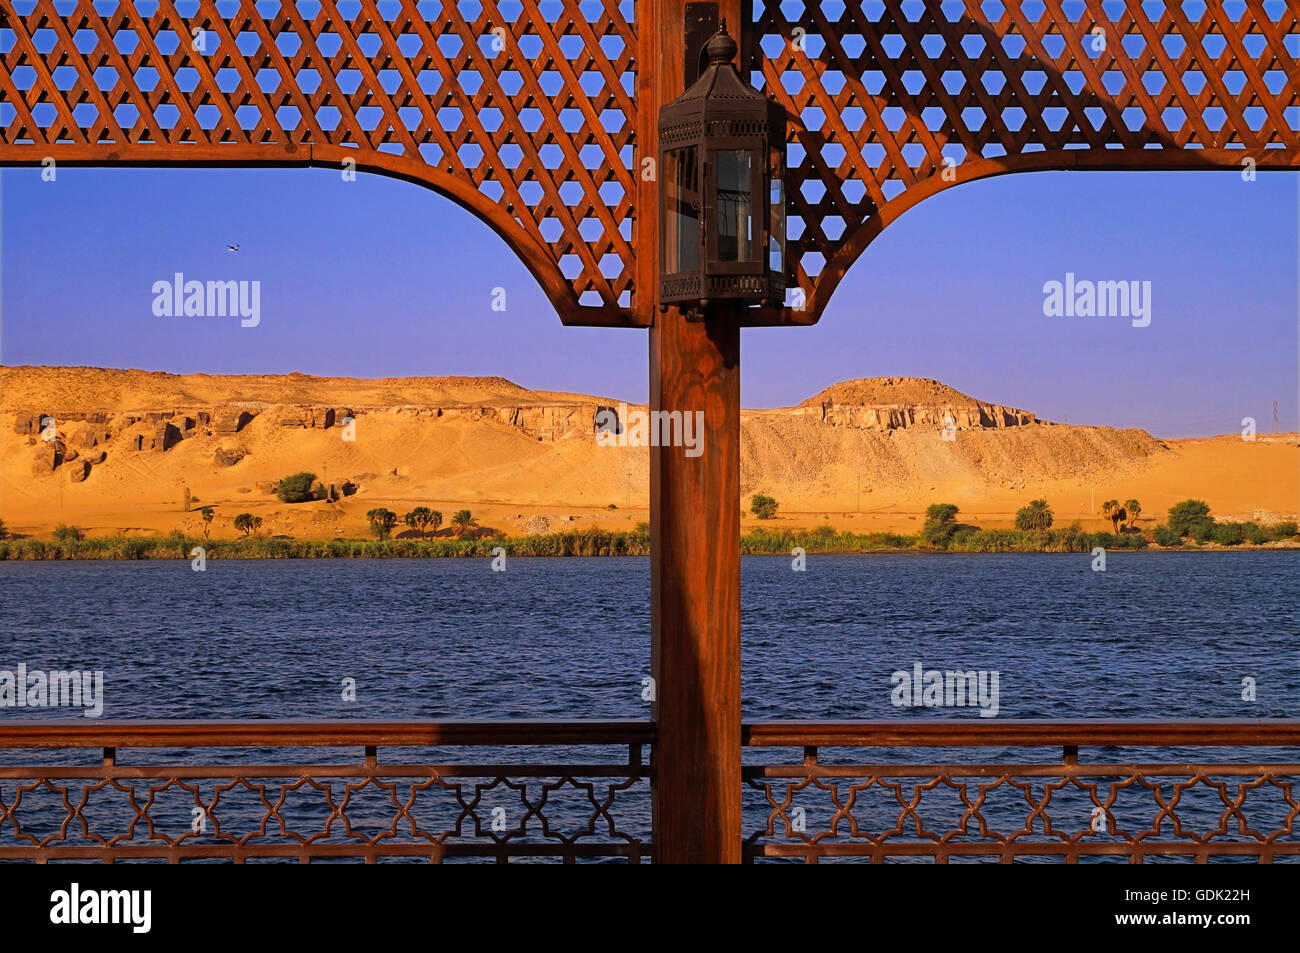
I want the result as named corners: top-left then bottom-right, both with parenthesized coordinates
top-left (4, 720), bottom-right (1298, 863)
top-left (743, 720), bottom-right (1300, 864)
top-left (0, 721), bottom-right (653, 863)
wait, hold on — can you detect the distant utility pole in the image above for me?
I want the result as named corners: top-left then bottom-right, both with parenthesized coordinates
top-left (1274, 400), bottom-right (1279, 433)
top-left (1090, 478), bottom-right (1094, 515)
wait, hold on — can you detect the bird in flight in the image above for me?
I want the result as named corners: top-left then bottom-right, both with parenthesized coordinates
top-left (226, 243), bottom-right (240, 252)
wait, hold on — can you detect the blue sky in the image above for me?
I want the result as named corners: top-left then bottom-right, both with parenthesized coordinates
top-left (2, 164), bottom-right (1296, 438)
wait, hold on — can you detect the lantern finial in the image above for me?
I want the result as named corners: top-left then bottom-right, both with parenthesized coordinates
top-left (704, 21), bottom-right (737, 66)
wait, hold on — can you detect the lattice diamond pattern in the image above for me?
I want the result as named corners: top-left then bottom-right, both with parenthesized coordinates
top-left (0, 0), bottom-right (636, 321)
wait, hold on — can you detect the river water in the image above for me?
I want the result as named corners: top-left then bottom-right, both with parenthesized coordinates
top-left (2, 553), bottom-right (1296, 862)
top-left (2, 553), bottom-right (1296, 720)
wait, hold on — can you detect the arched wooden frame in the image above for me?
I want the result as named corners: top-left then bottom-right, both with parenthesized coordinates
top-left (750, 0), bottom-right (1300, 324)
top-left (1, 1), bottom-right (1296, 327)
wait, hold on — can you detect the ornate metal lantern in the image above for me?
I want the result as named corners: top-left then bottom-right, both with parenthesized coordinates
top-left (658, 21), bottom-right (788, 311)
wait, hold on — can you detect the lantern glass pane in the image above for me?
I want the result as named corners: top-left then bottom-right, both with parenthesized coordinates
top-left (716, 149), bottom-right (755, 262)
top-left (663, 146), bottom-right (699, 274)
top-left (768, 173), bottom-right (785, 275)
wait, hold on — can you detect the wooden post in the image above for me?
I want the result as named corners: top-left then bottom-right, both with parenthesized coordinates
top-left (650, 307), bottom-right (742, 864)
top-left (641, 0), bottom-right (748, 864)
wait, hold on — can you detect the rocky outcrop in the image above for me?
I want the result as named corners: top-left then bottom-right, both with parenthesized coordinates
top-left (383, 401), bottom-right (618, 441)
top-left (154, 421), bottom-right (181, 451)
top-left (15, 398), bottom-right (612, 448)
top-left (273, 406), bottom-right (346, 428)
top-left (27, 436), bottom-right (105, 479)
top-left (792, 401), bottom-right (1037, 430)
top-left (78, 425), bottom-right (112, 448)
top-left (32, 441), bottom-right (63, 474)
top-left (789, 378), bottom-right (1039, 432)
top-left (213, 409), bottom-right (255, 433)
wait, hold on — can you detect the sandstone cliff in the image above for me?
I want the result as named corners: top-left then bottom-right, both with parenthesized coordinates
top-left (12, 365), bottom-right (1281, 544)
top-left (789, 377), bottom-right (1038, 430)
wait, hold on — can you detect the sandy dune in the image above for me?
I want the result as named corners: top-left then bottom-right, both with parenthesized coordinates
top-left (1, 366), bottom-right (1295, 539)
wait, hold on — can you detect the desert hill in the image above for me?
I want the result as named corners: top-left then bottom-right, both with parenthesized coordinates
top-left (1, 366), bottom-right (1295, 539)
top-left (0, 365), bottom-right (589, 410)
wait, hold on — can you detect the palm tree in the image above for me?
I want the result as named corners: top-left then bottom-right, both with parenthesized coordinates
top-left (1123, 499), bottom-right (1142, 531)
top-left (450, 509), bottom-right (479, 539)
top-left (404, 506), bottom-right (434, 537)
top-left (1015, 499), bottom-right (1054, 531)
top-left (200, 506), bottom-right (215, 538)
top-left (1101, 499), bottom-right (1118, 529)
top-left (233, 513), bottom-right (262, 537)
top-left (366, 507), bottom-right (398, 540)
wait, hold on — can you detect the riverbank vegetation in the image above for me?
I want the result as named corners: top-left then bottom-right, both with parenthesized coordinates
top-left (0, 499), bottom-right (1294, 560)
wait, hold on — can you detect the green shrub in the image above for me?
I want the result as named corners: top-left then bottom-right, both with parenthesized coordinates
top-left (1152, 525), bottom-right (1182, 547)
top-left (1044, 523), bottom-right (1091, 553)
top-left (1209, 522), bottom-right (1244, 546)
top-left (1271, 521), bottom-right (1298, 540)
top-left (276, 471), bottom-right (320, 503)
top-left (950, 526), bottom-right (978, 547)
top-left (924, 503), bottom-right (959, 525)
top-left (52, 523), bottom-right (84, 542)
top-left (922, 520), bottom-right (956, 546)
top-left (920, 502), bottom-right (960, 546)
top-left (950, 529), bottom-right (1023, 552)
top-left (750, 494), bottom-right (779, 520)
top-left (1242, 522), bottom-right (1270, 545)
top-left (1168, 499), bottom-right (1212, 536)
top-left (1089, 531), bottom-right (1148, 550)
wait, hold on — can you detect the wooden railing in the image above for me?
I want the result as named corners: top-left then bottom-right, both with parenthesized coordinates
top-left (3, 719), bottom-right (1298, 863)
top-left (743, 720), bottom-right (1300, 863)
top-left (0, 720), bottom-right (653, 863)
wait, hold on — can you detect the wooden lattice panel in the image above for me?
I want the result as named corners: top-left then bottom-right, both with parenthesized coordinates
top-left (2, 2), bottom-right (1297, 326)
top-left (745, 762), bottom-right (1300, 862)
top-left (0, 0), bottom-right (638, 325)
top-left (0, 721), bottom-right (654, 862)
top-left (754, 0), bottom-right (1300, 321)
